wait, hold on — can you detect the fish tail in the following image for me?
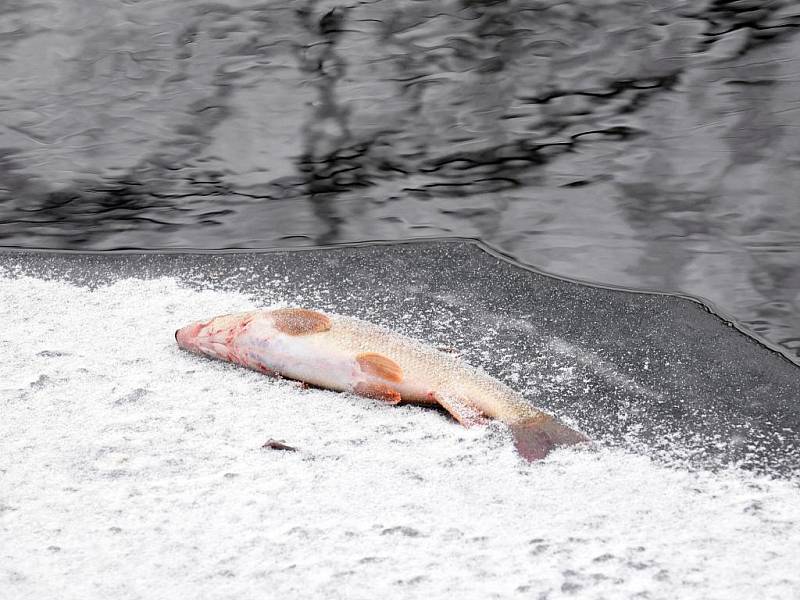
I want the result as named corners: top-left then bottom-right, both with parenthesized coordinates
top-left (509, 414), bottom-right (588, 461)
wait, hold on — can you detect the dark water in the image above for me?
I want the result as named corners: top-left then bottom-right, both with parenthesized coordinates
top-left (1, 0), bottom-right (799, 363)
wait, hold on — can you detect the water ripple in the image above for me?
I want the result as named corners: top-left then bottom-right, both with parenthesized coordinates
top-left (0, 0), bottom-right (799, 361)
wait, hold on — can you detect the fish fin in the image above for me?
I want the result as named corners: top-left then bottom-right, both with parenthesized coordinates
top-left (433, 393), bottom-right (489, 428)
top-left (509, 415), bottom-right (588, 461)
top-left (356, 352), bottom-right (404, 383)
top-left (354, 382), bottom-right (403, 405)
top-left (271, 308), bottom-right (332, 336)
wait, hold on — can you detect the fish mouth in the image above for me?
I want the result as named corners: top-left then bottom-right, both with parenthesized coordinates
top-left (175, 322), bottom-right (205, 351)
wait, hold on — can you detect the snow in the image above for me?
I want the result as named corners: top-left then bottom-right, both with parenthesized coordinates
top-left (1, 274), bottom-right (799, 600)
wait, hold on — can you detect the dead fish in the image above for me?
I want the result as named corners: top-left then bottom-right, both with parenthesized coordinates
top-left (175, 307), bottom-right (588, 461)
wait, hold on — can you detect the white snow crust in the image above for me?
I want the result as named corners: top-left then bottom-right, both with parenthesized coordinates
top-left (1, 274), bottom-right (799, 600)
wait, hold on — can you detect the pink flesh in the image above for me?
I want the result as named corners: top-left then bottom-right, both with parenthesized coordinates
top-left (175, 322), bottom-right (205, 351)
top-left (176, 315), bottom-right (361, 391)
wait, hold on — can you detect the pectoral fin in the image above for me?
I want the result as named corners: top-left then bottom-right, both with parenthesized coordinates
top-left (356, 352), bottom-right (403, 383)
top-left (432, 393), bottom-right (489, 428)
top-left (509, 415), bottom-right (588, 461)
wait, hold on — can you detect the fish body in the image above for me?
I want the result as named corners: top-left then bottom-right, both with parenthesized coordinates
top-left (175, 307), bottom-right (587, 460)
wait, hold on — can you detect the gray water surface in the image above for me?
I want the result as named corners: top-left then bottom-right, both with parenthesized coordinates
top-left (1, 0), bottom-right (799, 361)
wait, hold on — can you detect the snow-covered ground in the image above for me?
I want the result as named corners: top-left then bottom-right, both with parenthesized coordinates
top-left (1, 275), bottom-right (799, 600)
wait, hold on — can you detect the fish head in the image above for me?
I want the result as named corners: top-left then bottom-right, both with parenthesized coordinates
top-left (175, 310), bottom-right (259, 359)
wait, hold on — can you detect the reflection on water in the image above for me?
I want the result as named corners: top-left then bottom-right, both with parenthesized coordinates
top-left (0, 0), bottom-right (799, 362)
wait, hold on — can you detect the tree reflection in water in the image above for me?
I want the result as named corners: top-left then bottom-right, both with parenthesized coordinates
top-left (0, 0), bottom-right (798, 361)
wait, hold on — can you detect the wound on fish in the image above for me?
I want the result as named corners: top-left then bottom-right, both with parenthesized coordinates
top-left (272, 308), bottom-right (332, 336)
